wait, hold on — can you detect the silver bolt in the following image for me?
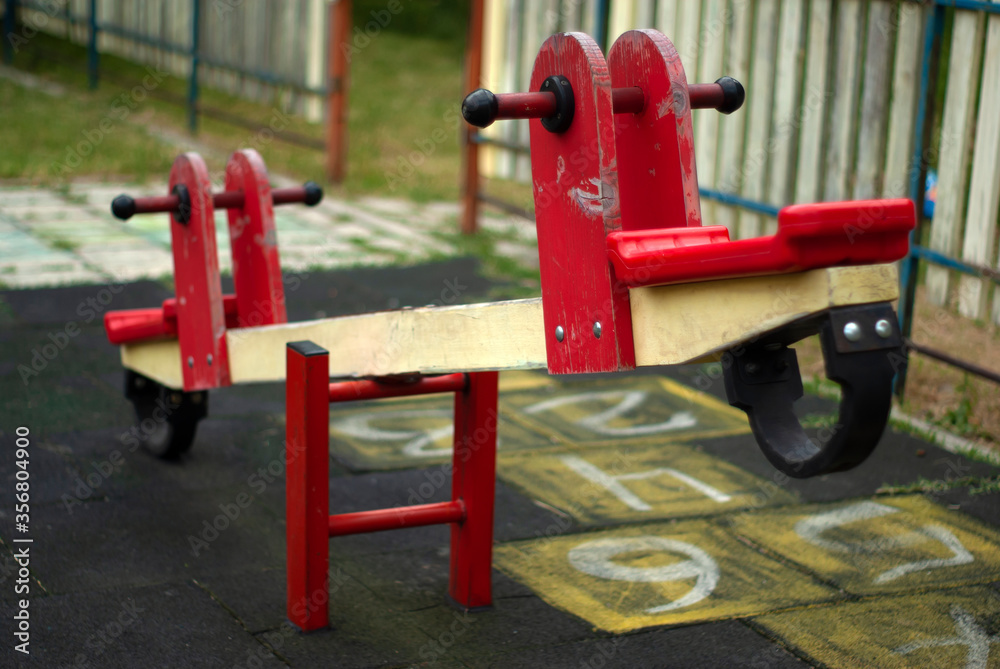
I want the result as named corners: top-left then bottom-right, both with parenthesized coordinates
top-left (593, 321), bottom-right (602, 339)
top-left (207, 354), bottom-right (213, 366)
top-left (187, 356), bottom-right (194, 368)
top-left (843, 322), bottom-right (862, 342)
top-left (555, 325), bottom-right (565, 342)
top-left (875, 319), bottom-right (893, 339)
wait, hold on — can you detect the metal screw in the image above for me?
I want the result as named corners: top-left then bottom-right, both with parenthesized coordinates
top-left (593, 321), bottom-right (602, 339)
top-left (555, 325), bottom-right (565, 342)
top-left (207, 354), bottom-right (213, 366)
top-left (843, 322), bottom-right (862, 342)
top-left (875, 319), bottom-right (893, 339)
top-left (187, 356), bottom-right (194, 368)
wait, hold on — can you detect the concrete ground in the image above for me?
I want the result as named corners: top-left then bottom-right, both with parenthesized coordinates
top-left (1, 188), bottom-right (1000, 668)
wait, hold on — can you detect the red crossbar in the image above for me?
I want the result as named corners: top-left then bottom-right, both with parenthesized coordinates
top-left (328, 373), bottom-right (467, 403)
top-left (328, 501), bottom-right (465, 537)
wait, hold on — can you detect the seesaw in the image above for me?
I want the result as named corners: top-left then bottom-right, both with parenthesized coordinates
top-left (104, 30), bottom-right (913, 630)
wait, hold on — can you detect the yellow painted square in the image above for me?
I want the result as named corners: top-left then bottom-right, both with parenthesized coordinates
top-left (494, 521), bottom-right (837, 633)
top-left (501, 374), bottom-right (749, 448)
top-left (499, 443), bottom-right (797, 524)
top-left (329, 393), bottom-right (555, 470)
top-left (731, 495), bottom-right (1000, 594)
top-left (756, 587), bottom-right (1000, 668)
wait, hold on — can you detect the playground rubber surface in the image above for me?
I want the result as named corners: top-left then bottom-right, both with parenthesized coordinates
top-left (2, 258), bottom-right (999, 668)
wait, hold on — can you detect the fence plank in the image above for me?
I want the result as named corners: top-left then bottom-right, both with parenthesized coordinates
top-left (738, 0), bottom-right (778, 239)
top-left (822, 0), bottom-right (863, 202)
top-left (480, 0), bottom-right (506, 179)
top-left (608, 0), bottom-right (635, 40)
top-left (926, 9), bottom-right (986, 307)
top-left (853, 0), bottom-right (895, 200)
top-left (793, 0), bottom-right (832, 204)
top-left (765, 0), bottom-right (805, 233)
top-left (694, 0), bottom-right (726, 225)
top-left (882, 1), bottom-right (925, 200)
top-left (655, 0), bottom-right (679, 37)
top-left (674, 0), bottom-right (701, 82)
top-left (963, 2), bottom-right (1000, 320)
top-left (715, 0), bottom-right (752, 235)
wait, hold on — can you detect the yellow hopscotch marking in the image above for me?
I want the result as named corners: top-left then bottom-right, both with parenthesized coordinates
top-left (501, 375), bottom-right (750, 448)
top-left (327, 395), bottom-right (552, 469)
top-left (494, 520), bottom-right (835, 633)
top-left (499, 443), bottom-right (797, 524)
top-left (731, 495), bottom-right (1000, 594)
top-left (756, 587), bottom-right (1000, 668)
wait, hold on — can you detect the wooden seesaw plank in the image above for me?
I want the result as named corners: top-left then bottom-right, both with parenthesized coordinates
top-left (119, 264), bottom-right (899, 390)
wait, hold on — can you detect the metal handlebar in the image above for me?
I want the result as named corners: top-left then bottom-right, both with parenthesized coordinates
top-left (111, 181), bottom-right (323, 222)
top-left (462, 76), bottom-right (744, 130)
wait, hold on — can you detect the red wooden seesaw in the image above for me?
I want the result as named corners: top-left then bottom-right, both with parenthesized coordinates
top-left (103, 30), bottom-right (914, 632)
top-left (104, 148), bottom-right (322, 457)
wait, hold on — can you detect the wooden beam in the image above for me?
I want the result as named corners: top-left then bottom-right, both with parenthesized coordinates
top-left (119, 265), bottom-right (899, 390)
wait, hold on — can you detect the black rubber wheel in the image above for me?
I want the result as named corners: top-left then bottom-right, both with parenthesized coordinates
top-left (124, 370), bottom-right (208, 459)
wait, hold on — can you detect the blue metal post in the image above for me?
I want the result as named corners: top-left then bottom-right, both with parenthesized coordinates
top-left (3, 0), bottom-right (18, 64)
top-left (188, 0), bottom-right (200, 132)
top-left (87, 0), bottom-right (98, 89)
top-left (594, 0), bottom-right (610, 52)
top-left (894, 4), bottom-right (945, 397)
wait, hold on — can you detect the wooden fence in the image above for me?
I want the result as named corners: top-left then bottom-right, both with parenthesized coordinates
top-left (17, 0), bottom-right (329, 122)
top-left (475, 0), bottom-right (1000, 325)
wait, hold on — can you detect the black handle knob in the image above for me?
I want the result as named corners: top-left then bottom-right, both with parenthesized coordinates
top-left (715, 76), bottom-right (745, 115)
top-left (462, 88), bottom-right (500, 129)
top-left (303, 181), bottom-right (323, 206)
top-left (111, 195), bottom-right (136, 220)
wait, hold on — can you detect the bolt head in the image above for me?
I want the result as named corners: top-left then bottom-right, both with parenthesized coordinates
top-left (187, 356), bottom-right (194, 368)
top-left (593, 321), bottom-right (602, 339)
top-left (207, 354), bottom-right (213, 366)
top-left (843, 322), bottom-right (862, 342)
top-left (555, 325), bottom-right (565, 343)
top-left (875, 319), bottom-right (893, 339)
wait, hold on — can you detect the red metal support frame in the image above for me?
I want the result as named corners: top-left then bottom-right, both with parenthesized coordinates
top-left (461, 0), bottom-right (486, 234)
top-left (286, 341), bottom-right (331, 632)
top-left (326, 0), bottom-right (351, 183)
top-left (328, 373), bottom-right (467, 402)
top-left (286, 363), bottom-right (499, 629)
top-left (448, 371), bottom-right (499, 610)
top-left (169, 153), bottom-right (230, 391)
top-left (224, 149), bottom-right (287, 327)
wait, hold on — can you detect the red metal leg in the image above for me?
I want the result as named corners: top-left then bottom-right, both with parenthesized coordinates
top-left (448, 371), bottom-right (499, 610)
top-left (224, 149), bottom-right (287, 328)
top-left (286, 341), bottom-right (330, 632)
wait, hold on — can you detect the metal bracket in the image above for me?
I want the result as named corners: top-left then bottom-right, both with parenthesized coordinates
top-left (724, 303), bottom-right (901, 478)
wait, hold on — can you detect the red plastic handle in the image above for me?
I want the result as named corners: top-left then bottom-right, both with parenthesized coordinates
top-left (607, 199), bottom-right (916, 287)
top-left (104, 295), bottom-right (240, 345)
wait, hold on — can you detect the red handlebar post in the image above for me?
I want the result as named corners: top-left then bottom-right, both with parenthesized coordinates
top-left (462, 76), bottom-right (743, 129)
top-left (111, 182), bottom-right (323, 220)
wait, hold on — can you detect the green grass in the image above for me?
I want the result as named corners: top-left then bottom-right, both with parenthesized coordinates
top-left (1, 10), bottom-right (471, 202)
top-left (0, 69), bottom-right (176, 182)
